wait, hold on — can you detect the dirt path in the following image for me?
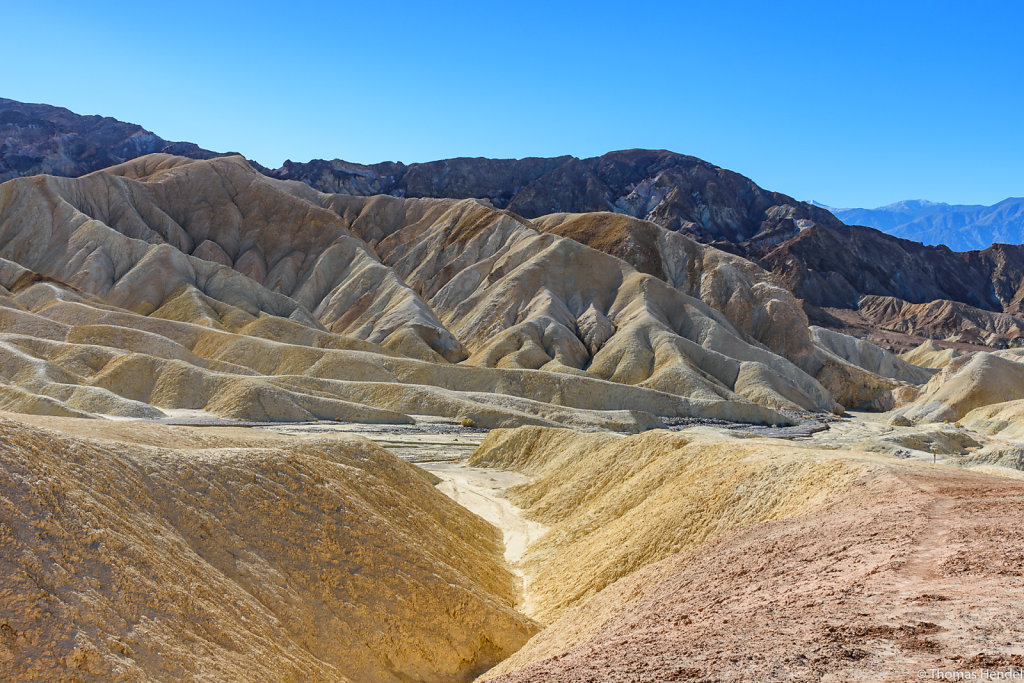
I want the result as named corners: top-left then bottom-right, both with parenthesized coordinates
top-left (894, 488), bottom-right (955, 582)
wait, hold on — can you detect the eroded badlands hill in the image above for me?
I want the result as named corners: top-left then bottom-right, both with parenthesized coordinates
top-left (0, 416), bottom-right (535, 681)
top-left (273, 149), bottom-right (1024, 349)
top-left (0, 153), bottom-right (926, 424)
top-left (6, 97), bottom-right (1024, 350)
top-left (268, 154), bottom-right (1024, 351)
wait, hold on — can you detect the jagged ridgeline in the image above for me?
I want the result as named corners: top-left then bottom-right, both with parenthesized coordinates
top-left (7, 97), bottom-right (1024, 352)
top-left (0, 153), bottom-right (927, 425)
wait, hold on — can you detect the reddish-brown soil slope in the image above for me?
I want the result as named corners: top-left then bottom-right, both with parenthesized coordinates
top-left (489, 467), bottom-right (1024, 681)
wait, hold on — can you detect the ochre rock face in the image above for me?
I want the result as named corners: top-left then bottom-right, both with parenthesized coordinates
top-left (0, 417), bottom-right (536, 681)
top-left (900, 339), bottom-right (961, 369)
top-left (894, 350), bottom-right (1024, 424)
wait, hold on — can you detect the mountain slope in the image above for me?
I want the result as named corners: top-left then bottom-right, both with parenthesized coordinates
top-left (274, 148), bottom-right (844, 248)
top-left (6, 97), bottom-right (1023, 351)
top-left (0, 98), bottom-right (227, 182)
top-left (824, 198), bottom-right (1024, 251)
top-left (823, 199), bottom-right (981, 232)
top-left (755, 222), bottom-right (1024, 313)
top-left (0, 153), bottom-right (913, 425)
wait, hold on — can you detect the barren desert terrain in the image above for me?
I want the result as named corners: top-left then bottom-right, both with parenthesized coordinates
top-left (1, 99), bottom-right (1023, 681)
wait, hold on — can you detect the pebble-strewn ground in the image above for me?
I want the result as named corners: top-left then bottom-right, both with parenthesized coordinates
top-left (486, 463), bottom-right (1024, 681)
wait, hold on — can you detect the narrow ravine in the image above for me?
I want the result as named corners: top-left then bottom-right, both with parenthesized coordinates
top-left (268, 418), bottom-right (549, 616)
top-left (421, 460), bottom-right (549, 616)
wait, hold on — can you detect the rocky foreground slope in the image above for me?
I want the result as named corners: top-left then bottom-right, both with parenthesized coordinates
top-left (0, 416), bottom-right (535, 681)
top-left (473, 427), bottom-right (1024, 681)
top-left (5, 413), bottom-right (1023, 681)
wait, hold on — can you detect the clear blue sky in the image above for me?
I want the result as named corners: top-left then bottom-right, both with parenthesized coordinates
top-left (6, 1), bottom-right (1022, 207)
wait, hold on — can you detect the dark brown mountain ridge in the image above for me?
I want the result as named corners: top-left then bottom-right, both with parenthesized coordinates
top-left (4, 97), bottom-right (1024, 349)
top-left (272, 148), bottom-right (845, 248)
top-left (0, 97), bottom-right (230, 182)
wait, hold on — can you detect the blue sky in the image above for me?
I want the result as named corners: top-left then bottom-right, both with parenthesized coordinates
top-left (6, 1), bottom-right (1022, 207)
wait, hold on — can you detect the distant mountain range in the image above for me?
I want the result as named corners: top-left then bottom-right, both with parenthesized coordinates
top-left (814, 198), bottom-right (1024, 251)
top-left (5, 96), bottom-right (1024, 349)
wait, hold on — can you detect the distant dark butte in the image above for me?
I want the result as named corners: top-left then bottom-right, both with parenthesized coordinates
top-left (274, 149), bottom-right (842, 248)
top-left (0, 98), bottom-right (229, 182)
top-left (853, 295), bottom-right (1024, 350)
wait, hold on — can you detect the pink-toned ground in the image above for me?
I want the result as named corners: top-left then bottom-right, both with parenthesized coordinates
top-left (489, 467), bottom-right (1024, 681)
